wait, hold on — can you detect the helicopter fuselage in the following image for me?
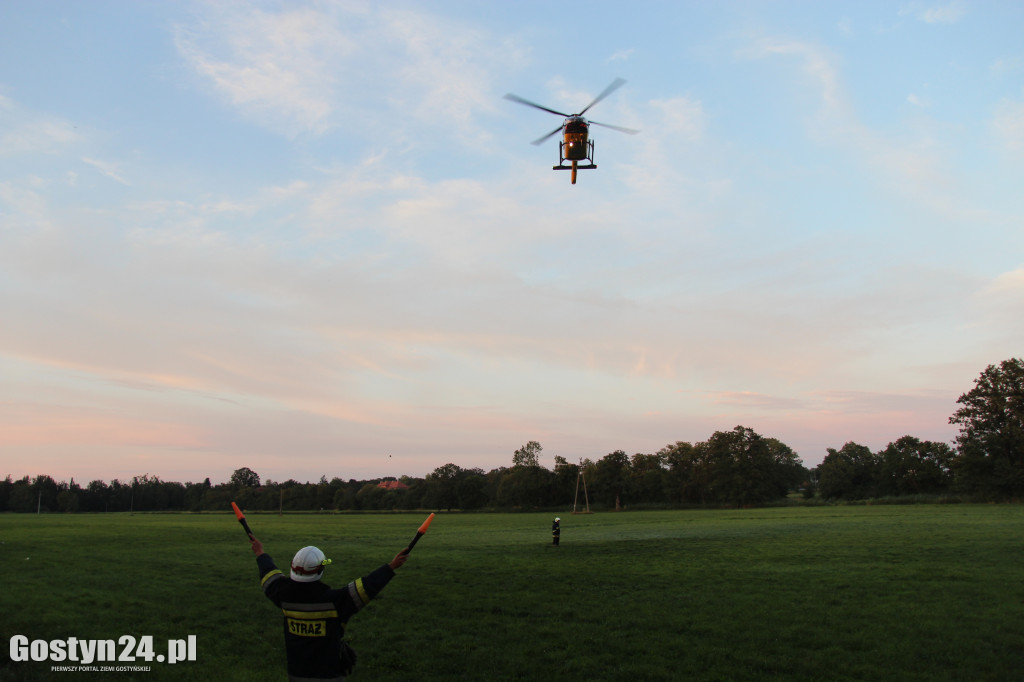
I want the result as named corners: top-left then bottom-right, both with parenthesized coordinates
top-left (562, 116), bottom-right (590, 161)
top-left (556, 116), bottom-right (596, 184)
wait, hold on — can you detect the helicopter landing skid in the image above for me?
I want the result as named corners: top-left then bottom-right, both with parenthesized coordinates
top-left (553, 162), bottom-right (596, 184)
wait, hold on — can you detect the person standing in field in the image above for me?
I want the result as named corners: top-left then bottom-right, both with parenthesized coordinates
top-left (250, 535), bottom-right (409, 681)
top-left (552, 517), bottom-right (560, 546)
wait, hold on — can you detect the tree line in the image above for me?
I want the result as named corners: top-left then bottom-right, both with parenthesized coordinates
top-left (818, 358), bottom-right (1024, 500)
top-left (2, 358), bottom-right (1021, 512)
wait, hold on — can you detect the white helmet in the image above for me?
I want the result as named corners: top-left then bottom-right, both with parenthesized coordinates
top-left (555, 517), bottom-right (560, 522)
top-left (290, 546), bottom-right (332, 582)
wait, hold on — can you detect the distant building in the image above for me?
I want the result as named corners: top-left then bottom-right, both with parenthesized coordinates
top-left (377, 480), bottom-right (409, 490)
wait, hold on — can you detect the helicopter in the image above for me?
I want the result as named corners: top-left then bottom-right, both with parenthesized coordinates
top-left (504, 78), bottom-right (639, 184)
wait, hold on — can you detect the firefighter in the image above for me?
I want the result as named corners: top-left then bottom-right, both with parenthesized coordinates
top-left (552, 517), bottom-right (560, 546)
top-left (251, 536), bottom-right (408, 681)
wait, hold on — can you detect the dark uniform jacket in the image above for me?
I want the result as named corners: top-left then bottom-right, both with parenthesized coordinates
top-left (257, 553), bottom-right (395, 682)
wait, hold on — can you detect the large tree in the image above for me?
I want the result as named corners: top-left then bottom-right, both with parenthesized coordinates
top-left (696, 426), bottom-right (804, 505)
top-left (877, 436), bottom-right (954, 496)
top-left (456, 469), bottom-right (489, 510)
top-left (949, 358), bottom-right (1024, 496)
top-left (816, 442), bottom-right (879, 500)
top-left (229, 467), bottom-right (261, 488)
top-left (629, 453), bottom-right (668, 504)
top-left (592, 450), bottom-right (631, 509)
top-left (496, 465), bottom-right (554, 508)
top-left (552, 455), bottom-right (579, 506)
top-left (425, 463), bottom-right (464, 511)
top-left (660, 441), bottom-right (708, 504)
top-left (499, 441), bottom-right (552, 507)
top-left (512, 440), bottom-right (543, 468)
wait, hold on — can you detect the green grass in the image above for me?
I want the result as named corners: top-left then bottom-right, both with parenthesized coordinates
top-left (1, 506), bottom-right (1022, 681)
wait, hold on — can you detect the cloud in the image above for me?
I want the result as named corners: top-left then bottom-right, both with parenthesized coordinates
top-left (0, 98), bottom-right (80, 156)
top-left (0, 181), bottom-right (53, 231)
top-left (990, 56), bottom-right (1024, 79)
top-left (985, 267), bottom-right (1024, 294)
top-left (607, 48), bottom-right (634, 62)
top-left (992, 96), bottom-right (1024, 153)
top-left (380, 8), bottom-right (516, 133)
top-left (81, 157), bottom-right (130, 185)
top-left (685, 390), bottom-right (809, 411)
top-left (174, 6), bottom-right (348, 136)
top-left (920, 1), bottom-right (968, 24)
top-left (174, 3), bottom-right (523, 143)
top-left (0, 135), bottom-right (992, 479)
top-left (899, 1), bottom-right (968, 24)
top-left (739, 35), bottom-right (988, 223)
top-left (0, 401), bottom-right (207, 449)
top-left (649, 97), bottom-right (705, 140)
top-left (617, 95), bottom-right (713, 198)
top-left (977, 267), bottom-right (1024, 342)
top-left (741, 38), bottom-right (844, 111)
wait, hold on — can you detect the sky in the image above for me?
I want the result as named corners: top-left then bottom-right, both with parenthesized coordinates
top-left (1, 1), bottom-right (1022, 485)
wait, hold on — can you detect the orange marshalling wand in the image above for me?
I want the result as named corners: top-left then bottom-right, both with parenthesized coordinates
top-left (231, 501), bottom-right (255, 540)
top-left (400, 513), bottom-right (435, 555)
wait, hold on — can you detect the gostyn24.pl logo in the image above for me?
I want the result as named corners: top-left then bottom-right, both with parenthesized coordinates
top-left (10, 635), bottom-right (197, 666)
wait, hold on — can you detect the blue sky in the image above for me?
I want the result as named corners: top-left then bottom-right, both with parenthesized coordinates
top-left (1, 1), bottom-right (1022, 485)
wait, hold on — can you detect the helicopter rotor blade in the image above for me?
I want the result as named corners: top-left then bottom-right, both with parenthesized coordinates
top-left (531, 125), bottom-right (564, 146)
top-left (503, 93), bottom-right (571, 118)
top-left (588, 120), bottom-right (640, 135)
top-left (577, 78), bottom-right (626, 116)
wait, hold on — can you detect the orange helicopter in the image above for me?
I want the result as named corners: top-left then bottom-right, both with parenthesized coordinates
top-left (504, 78), bottom-right (639, 184)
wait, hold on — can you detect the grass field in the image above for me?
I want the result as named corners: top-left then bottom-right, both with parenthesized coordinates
top-left (1, 505), bottom-right (1022, 681)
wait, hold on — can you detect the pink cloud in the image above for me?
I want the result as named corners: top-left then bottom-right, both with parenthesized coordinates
top-left (0, 403), bottom-right (207, 449)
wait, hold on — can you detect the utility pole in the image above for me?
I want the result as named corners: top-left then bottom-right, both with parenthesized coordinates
top-left (572, 459), bottom-right (592, 514)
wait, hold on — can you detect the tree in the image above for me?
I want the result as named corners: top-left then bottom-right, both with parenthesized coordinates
top-left (57, 489), bottom-right (80, 513)
top-left (456, 470), bottom-right (489, 510)
top-left (183, 479), bottom-right (210, 511)
top-left (949, 358), bottom-right (1024, 496)
top-left (131, 474), bottom-right (179, 511)
top-left (660, 441), bottom-right (707, 504)
top-left (333, 484), bottom-right (357, 510)
top-left (552, 456), bottom-right (579, 505)
top-left (229, 467), bottom-right (261, 488)
top-left (694, 427), bottom-right (804, 506)
top-left (496, 465), bottom-right (554, 508)
top-left (593, 450), bottom-right (630, 509)
top-left (817, 442), bottom-right (879, 500)
top-left (355, 482), bottom-right (385, 510)
top-left (33, 475), bottom-right (60, 512)
top-left (878, 436), bottom-right (954, 496)
top-left (0, 475), bottom-right (11, 511)
top-left (425, 463), bottom-right (463, 511)
top-left (764, 437), bottom-right (808, 497)
top-left (512, 441), bottom-right (543, 468)
top-left (7, 477), bottom-right (35, 512)
top-left (629, 453), bottom-right (668, 504)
